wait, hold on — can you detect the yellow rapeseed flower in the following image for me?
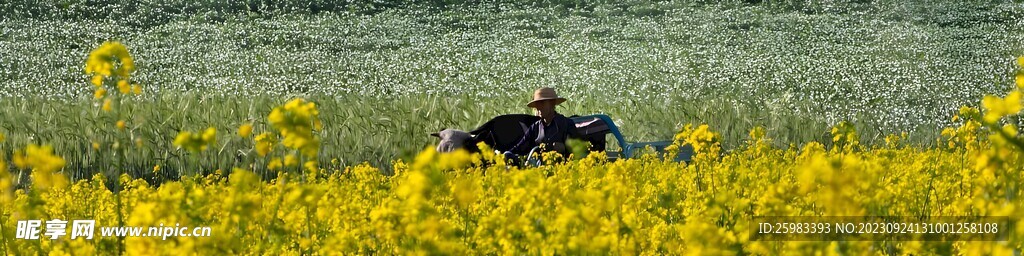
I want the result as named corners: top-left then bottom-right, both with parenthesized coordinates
top-left (748, 126), bottom-right (767, 142)
top-left (268, 98), bottom-right (321, 157)
top-left (202, 127), bottom-right (216, 143)
top-left (173, 127), bottom-right (217, 153)
top-left (684, 124), bottom-right (720, 154)
top-left (116, 120), bottom-right (126, 130)
top-left (304, 161), bottom-right (317, 172)
top-left (254, 132), bottom-right (276, 157)
top-left (452, 178), bottom-right (480, 208)
top-left (132, 83), bottom-right (143, 95)
top-left (91, 75), bottom-right (103, 87)
top-left (94, 87), bottom-right (107, 99)
top-left (102, 99), bottom-right (112, 112)
top-left (981, 91), bottom-right (1022, 123)
top-left (11, 144), bottom-right (66, 173)
top-left (284, 154), bottom-right (299, 167)
top-left (238, 123), bottom-right (253, 138)
top-left (117, 79), bottom-right (130, 94)
top-left (267, 157), bottom-right (283, 170)
top-left (1017, 56), bottom-right (1024, 89)
top-left (1016, 72), bottom-right (1024, 90)
top-left (153, 165), bottom-right (160, 173)
top-left (830, 121), bottom-right (859, 151)
top-left (0, 158), bottom-right (9, 204)
top-left (85, 41), bottom-right (134, 79)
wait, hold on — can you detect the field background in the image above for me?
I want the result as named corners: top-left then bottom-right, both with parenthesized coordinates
top-left (1, 0), bottom-right (1023, 177)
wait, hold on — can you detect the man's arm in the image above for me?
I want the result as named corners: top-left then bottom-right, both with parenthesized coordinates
top-left (566, 117), bottom-right (582, 139)
top-left (549, 116), bottom-right (580, 155)
top-left (507, 122), bottom-right (539, 155)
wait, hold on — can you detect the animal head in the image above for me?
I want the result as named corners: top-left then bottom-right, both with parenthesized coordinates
top-left (430, 129), bottom-right (480, 153)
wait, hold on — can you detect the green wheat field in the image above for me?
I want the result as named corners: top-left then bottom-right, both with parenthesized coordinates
top-left (1, 0), bottom-right (1022, 179)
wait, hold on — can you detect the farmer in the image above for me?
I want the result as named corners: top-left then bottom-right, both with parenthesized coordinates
top-left (503, 87), bottom-right (581, 163)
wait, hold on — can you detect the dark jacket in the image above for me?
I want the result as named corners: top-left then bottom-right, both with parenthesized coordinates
top-left (508, 113), bottom-right (581, 155)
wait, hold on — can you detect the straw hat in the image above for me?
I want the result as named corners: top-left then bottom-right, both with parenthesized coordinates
top-left (526, 87), bottom-right (567, 108)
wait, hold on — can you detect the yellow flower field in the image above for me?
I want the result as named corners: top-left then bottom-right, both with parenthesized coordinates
top-left (0, 43), bottom-right (1023, 254)
top-left (1, 119), bottom-right (1023, 255)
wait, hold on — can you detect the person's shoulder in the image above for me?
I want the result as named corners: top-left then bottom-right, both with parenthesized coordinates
top-left (555, 113), bottom-right (574, 125)
top-left (526, 118), bottom-right (543, 130)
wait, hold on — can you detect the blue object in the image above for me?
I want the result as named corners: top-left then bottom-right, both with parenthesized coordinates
top-left (569, 114), bottom-right (694, 162)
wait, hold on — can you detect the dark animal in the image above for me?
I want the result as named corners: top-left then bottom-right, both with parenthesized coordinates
top-left (431, 114), bottom-right (541, 153)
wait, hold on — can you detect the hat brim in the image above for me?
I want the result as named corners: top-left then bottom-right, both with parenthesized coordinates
top-left (527, 98), bottom-right (566, 108)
